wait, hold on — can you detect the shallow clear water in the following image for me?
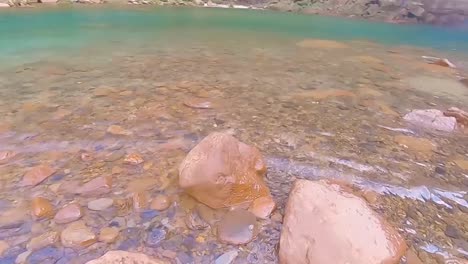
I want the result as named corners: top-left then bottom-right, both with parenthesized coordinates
top-left (0, 6), bottom-right (467, 264)
top-left (2, 6), bottom-right (468, 65)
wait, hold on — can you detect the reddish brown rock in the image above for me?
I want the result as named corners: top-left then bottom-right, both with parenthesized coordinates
top-left (85, 251), bottom-right (167, 264)
top-left (179, 132), bottom-right (272, 209)
top-left (61, 221), bottom-right (96, 248)
top-left (54, 203), bottom-right (83, 224)
top-left (31, 197), bottom-right (54, 219)
top-left (22, 165), bottom-right (56, 186)
top-left (150, 195), bottom-right (171, 211)
top-left (77, 176), bottom-right (112, 196)
top-left (27, 231), bottom-right (59, 251)
top-left (183, 98), bottom-right (214, 109)
top-left (124, 153), bottom-right (144, 165)
top-left (248, 196), bottom-right (276, 219)
top-left (279, 180), bottom-right (407, 264)
top-left (444, 107), bottom-right (468, 127)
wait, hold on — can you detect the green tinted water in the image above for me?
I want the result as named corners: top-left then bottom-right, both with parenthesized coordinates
top-left (1, 6), bottom-right (468, 66)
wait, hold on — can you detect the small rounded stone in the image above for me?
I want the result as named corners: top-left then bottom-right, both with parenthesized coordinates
top-left (150, 195), bottom-right (171, 211)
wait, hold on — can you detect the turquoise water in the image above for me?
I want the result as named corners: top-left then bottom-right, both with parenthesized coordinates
top-left (1, 6), bottom-right (468, 64)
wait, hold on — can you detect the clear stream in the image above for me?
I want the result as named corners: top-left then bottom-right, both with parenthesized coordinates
top-left (0, 6), bottom-right (467, 264)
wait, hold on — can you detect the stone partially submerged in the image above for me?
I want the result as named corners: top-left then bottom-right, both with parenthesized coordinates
top-left (422, 56), bottom-right (456, 68)
top-left (179, 132), bottom-right (274, 210)
top-left (279, 180), bottom-right (407, 264)
top-left (444, 107), bottom-right (468, 127)
top-left (403, 109), bottom-right (457, 132)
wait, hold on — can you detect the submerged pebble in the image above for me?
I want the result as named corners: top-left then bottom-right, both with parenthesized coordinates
top-left (145, 228), bottom-right (166, 247)
top-left (217, 209), bottom-right (258, 245)
top-left (88, 198), bottom-right (114, 211)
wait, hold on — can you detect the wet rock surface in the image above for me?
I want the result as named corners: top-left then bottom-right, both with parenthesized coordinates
top-left (403, 109), bottom-right (457, 132)
top-left (279, 180), bottom-right (407, 264)
top-left (179, 132), bottom-right (272, 208)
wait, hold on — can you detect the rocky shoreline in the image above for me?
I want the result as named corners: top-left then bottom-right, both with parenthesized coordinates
top-left (1, 0), bottom-right (468, 26)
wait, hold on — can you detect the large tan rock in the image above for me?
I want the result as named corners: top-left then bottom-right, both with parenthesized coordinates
top-left (178, 132), bottom-right (272, 209)
top-left (85, 251), bottom-right (167, 264)
top-left (279, 180), bottom-right (407, 264)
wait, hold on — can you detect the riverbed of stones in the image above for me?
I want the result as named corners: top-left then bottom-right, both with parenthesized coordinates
top-left (0, 37), bottom-right (467, 263)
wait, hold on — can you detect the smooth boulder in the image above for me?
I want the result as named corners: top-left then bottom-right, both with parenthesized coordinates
top-left (179, 132), bottom-right (273, 209)
top-left (279, 180), bottom-right (407, 264)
